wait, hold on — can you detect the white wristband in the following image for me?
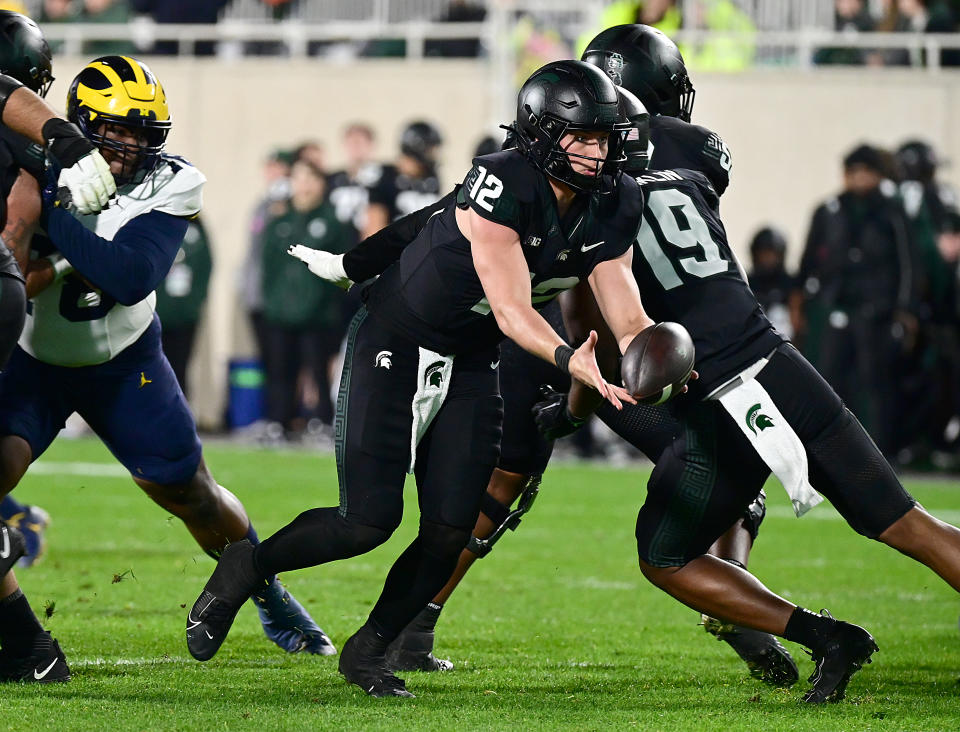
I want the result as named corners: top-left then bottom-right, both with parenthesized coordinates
top-left (45, 253), bottom-right (74, 280)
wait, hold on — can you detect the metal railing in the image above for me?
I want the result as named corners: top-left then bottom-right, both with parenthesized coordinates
top-left (39, 20), bottom-right (960, 71)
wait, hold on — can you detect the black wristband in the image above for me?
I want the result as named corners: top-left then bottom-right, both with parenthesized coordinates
top-left (564, 403), bottom-right (586, 427)
top-left (0, 74), bottom-right (23, 121)
top-left (42, 118), bottom-right (95, 169)
top-left (554, 344), bottom-right (575, 374)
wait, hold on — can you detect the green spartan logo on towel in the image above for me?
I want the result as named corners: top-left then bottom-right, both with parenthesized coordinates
top-left (746, 403), bottom-right (774, 435)
top-left (425, 361), bottom-right (445, 388)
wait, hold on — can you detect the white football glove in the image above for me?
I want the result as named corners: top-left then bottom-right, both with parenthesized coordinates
top-left (58, 150), bottom-right (116, 215)
top-left (287, 244), bottom-right (353, 290)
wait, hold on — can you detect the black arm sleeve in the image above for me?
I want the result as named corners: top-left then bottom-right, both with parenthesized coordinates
top-left (342, 189), bottom-right (456, 282)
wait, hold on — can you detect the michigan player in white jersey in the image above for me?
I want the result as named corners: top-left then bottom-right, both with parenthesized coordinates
top-left (0, 56), bottom-right (334, 684)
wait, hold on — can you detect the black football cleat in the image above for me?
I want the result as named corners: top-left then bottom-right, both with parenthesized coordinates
top-left (0, 631), bottom-right (70, 683)
top-left (187, 540), bottom-right (263, 661)
top-left (803, 613), bottom-right (878, 704)
top-left (704, 616), bottom-right (799, 687)
top-left (0, 520), bottom-right (26, 578)
top-left (385, 605), bottom-right (453, 673)
top-left (339, 628), bottom-right (415, 698)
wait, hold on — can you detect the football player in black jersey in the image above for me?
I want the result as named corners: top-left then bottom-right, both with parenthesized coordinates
top-left (0, 11), bottom-right (121, 684)
top-left (529, 56), bottom-right (960, 707)
top-left (383, 25), bottom-right (792, 685)
top-left (186, 60), bottom-right (666, 698)
top-left (362, 120), bottom-right (443, 239)
top-left (287, 25), bottom-right (798, 686)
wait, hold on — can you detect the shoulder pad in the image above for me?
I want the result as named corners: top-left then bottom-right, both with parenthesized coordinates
top-left (458, 150), bottom-right (538, 231)
top-left (149, 156), bottom-right (206, 217)
top-left (650, 115), bottom-right (732, 196)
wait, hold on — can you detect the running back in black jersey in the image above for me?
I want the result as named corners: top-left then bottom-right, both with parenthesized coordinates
top-left (368, 163), bottom-right (442, 221)
top-left (631, 168), bottom-right (783, 397)
top-left (648, 115), bottom-right (731, 197)
top-left (363, 149), bottom-right (643, 355)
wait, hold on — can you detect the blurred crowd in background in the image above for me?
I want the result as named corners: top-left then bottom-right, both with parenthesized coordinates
top-left (7, 0), bottom-right (960, 472)
top-left (4, 1), bottom-right (960, 69)
top-left (152, 120), bottom-right (960, 475)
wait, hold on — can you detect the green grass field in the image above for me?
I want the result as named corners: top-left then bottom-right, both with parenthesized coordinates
top-left (3, 437), bottom-right (960, 730)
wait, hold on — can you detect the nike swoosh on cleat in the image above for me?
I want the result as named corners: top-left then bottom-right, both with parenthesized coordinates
top-left (205, 631), bottom-right (214, 640)
top-left (33, 658), bottom-right (58, 680)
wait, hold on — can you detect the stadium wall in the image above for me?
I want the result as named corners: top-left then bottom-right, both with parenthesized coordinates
top-left (45, 59), bottom-right (960, 427)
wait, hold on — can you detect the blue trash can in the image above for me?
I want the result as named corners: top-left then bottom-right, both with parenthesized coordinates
top-left (228, 358), bottom-right (265, 429)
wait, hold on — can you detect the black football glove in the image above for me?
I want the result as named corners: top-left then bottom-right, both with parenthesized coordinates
top-left (532, 385), bottom-right (587, 440)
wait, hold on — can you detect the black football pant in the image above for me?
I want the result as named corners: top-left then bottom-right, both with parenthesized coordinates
top-left (254, 308), bottom-right (503, 637)
top-left (636, 343), bottom-right (917, 567)
top-left (0, 274), bottom-right (25, 371)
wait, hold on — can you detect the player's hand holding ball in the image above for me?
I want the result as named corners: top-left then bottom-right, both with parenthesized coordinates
top-left (621, 322), bottom-right (696, 404)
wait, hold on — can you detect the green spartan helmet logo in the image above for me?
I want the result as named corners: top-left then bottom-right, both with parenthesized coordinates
top-left (425, 361), bottom-right (445, 388)
top-left (746, 403), bottom-right (774, 435)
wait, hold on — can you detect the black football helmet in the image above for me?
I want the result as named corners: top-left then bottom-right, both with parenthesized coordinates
top-left (400, 120), bottom-right (443, 171)
top-left (581, 24), bottom-right (695, 122)
top-left (513, 60), bottom-right (629, 193)
top-left (66, 55), bottom-right (171, 185)
top-left (896, 140), bottom-right (938, 183)
top-left (0, 10), bottom-right (53, 97)
top-left (615, 85), bottom-right (650, 174)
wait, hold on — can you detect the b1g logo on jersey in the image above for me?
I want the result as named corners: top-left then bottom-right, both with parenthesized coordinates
top-left (466, 165), bottom-right (504, 213)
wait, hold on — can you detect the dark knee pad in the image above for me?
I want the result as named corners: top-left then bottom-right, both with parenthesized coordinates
top-left (478, 491), bottom-right (511, 526)
top-left (419, 519), bottom-right (471, 562)
top-left (807, 408), bottom-right (916, 537)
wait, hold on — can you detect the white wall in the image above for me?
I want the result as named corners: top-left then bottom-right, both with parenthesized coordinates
top-left (46, 59), bottom-right (960, 426)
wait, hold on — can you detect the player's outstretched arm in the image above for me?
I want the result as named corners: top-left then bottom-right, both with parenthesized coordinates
top-left (461, 205), bottom-right (633, 409)
top-left (290, 190), bottom-right (456, 288)
top-left (586, 248), bottom-right (655, 354)
top-left (0, 77), bottom-right (116, 215)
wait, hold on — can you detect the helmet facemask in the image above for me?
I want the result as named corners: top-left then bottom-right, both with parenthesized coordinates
top-left (81, 115), bottom-right (170, 186)
top-left (515, 108), bottom-right (628, 194)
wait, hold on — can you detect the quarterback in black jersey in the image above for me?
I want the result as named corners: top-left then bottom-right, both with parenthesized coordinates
top-left (292, 25), bottom-right (796, 687)
top-left (187, 60), bottom-right (662, 699)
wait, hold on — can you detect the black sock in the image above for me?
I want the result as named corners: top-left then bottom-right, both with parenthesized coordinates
top-left (242, 524), bottom-right (276, 586)
top-left (783, 606), bottom-right (837, 650)
top-left (0, 589), bottom-right (44, 656)
top-left (369, 523), bottom-right (467, 639)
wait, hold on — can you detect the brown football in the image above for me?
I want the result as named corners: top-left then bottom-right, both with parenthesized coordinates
top-left (621, 322), bottom-right (696, 404)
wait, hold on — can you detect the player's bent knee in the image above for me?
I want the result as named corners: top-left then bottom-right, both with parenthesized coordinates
top-left (419, 519), bottom-right (471, 560)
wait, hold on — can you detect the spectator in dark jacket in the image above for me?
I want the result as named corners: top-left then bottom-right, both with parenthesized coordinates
top-left (260, 158), bottom-right (348, 434)
top-left (798, 143), bottom-right (917, 455)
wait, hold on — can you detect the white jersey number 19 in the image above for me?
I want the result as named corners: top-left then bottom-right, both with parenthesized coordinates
top-left (636, 188), bottom-right (728, 290)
